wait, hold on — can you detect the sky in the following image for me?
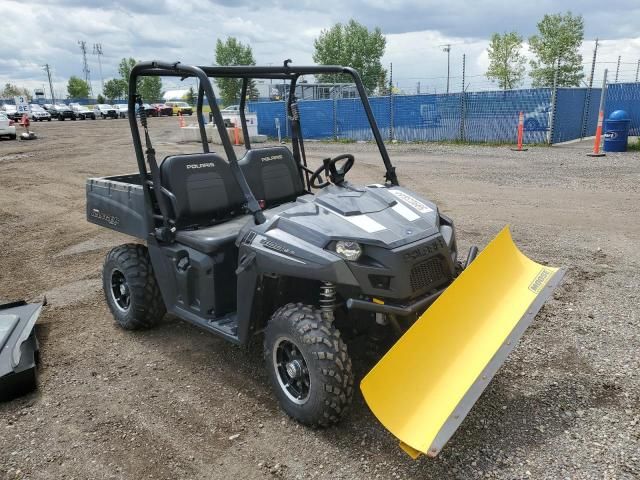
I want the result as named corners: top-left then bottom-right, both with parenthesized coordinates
top-left (2, 0), bottom-right (640, 99)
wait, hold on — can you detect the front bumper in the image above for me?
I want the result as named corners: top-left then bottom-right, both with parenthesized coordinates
top-left (346, 289), bottom-right (444, 317)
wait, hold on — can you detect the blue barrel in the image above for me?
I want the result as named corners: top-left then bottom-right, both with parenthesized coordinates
top-left (603, 110), bottom-right (631, 152)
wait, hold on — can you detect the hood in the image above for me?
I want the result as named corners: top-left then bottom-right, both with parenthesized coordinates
top-left (268, 184), bottom-right (440, 249)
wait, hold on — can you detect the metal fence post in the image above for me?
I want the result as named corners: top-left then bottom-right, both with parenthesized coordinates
top-left (459, 53), bottom-right (466, 141)
top-left (548, 59), bottom-right (560, 145)
top-left (333, 92), bottom-right (338, 141)
top-left (389, 62), bottom-right (394, 141)
top-left (581, 39), bottom-right (598, 139)
top-left (599, 68), bottom-right (609, 119)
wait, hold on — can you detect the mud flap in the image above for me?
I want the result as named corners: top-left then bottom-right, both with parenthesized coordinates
top-left (360, 226), bottom-right (565, 458)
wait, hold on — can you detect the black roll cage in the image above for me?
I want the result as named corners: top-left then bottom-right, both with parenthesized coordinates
top-left (127, 61), bottom-right (398, 235)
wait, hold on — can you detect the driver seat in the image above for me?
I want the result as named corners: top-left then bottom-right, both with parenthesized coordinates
top-left (238, 146), bottom-right (305, 207)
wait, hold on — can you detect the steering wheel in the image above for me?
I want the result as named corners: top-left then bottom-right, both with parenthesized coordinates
top-left (309, 154), bottom-right (355, 189)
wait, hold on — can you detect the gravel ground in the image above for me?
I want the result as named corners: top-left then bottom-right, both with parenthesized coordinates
top-left (0, 118), bottom-right (638, 479)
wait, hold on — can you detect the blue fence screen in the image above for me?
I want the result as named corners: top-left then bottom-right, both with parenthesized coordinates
top-left (249, 83), bottom-right (640, 144)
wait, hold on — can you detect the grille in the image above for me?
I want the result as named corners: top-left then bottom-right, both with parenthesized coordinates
top-left (410, 257), bottom-right (446, 292)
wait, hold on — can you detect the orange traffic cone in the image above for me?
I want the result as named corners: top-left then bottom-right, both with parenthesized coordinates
top-left (178, 112), bottom-right (186, 128)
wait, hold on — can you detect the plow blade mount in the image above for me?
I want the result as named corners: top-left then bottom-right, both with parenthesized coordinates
top-left (360, 226), bottom-right (565, 459)
top-left (0, 301), bottom-right (42, 401)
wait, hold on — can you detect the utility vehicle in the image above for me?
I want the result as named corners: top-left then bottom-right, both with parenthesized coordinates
top-left (86, 61), bottom-right (564, 458)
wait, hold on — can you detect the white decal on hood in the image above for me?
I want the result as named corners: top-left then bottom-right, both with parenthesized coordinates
top-left (322, 206), bottom-right (386, 233)
top-left (344, 214), bottom-right (386, 233)
top-left (389, 190), bottom-right (433, 214)
top-left (392, 202), bottom-right (420, 221)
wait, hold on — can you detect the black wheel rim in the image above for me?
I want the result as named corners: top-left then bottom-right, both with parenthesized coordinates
top-left (110, 269), bottom-right (131, 312)
top-left (273, 337), bottom-right (310, 405)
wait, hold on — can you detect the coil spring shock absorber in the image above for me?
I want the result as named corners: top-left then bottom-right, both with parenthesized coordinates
top-left (319, 281), bottom-right (336, 321)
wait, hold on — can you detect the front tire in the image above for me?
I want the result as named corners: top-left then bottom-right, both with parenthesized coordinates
top-left (264, 303), bottom-right (354, 427)
top-left (102, 244), bottom-right (166, 330)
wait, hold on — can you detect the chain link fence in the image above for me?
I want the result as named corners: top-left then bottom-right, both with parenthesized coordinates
top-left (248, 80), bottom-right (639, 145)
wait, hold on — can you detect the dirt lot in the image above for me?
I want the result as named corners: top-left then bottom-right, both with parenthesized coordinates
top-left (0, 118), bottom-right (638, 480)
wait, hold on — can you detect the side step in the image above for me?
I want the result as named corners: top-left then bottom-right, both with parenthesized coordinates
top-left (173, 306), bottom-right (240, 344)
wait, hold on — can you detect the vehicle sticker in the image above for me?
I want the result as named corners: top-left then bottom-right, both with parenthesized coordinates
top-left (321, 206), bottom-right (387, 233)
top-left (389, 190), bottom-right (433, 214)
top-left (392, 202), bottom-right (420, 221)
top-left (529, 268), bottom-right (553, 293)
top-left (342, 214), bottom-right (386, 233)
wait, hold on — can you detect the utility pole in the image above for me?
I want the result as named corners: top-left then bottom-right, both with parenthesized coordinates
top-left (615, 55), bottom-right (621, 83)
top-left (441, 44), bottom-right (451, 94)
top-left (93, 43), bottom-right (104, 94)
top-left (78, 40), bottom-right (93, 96)
top-left (417, 81), bottom-right (420, 95)
top-left (635, 59), bottom-right (639, 83)
top-left (43, 64), bottom-right (55, 104)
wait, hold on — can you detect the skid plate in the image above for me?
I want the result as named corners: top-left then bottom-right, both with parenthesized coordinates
top-left (360, 226), bottom-right (565, 458)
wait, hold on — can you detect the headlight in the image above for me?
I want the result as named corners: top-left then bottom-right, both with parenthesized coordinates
top-left (335, 240), bottom-right (362, 261)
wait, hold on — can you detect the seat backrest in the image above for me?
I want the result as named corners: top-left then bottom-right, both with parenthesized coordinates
top-left (238, 146), bottom-right (305, 206)
top-left (159, 153), bottom-right (245, 227)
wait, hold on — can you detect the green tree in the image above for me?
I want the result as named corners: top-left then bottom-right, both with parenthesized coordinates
top-left (67, 76), bottom-right (90, 98)
top-left (313, 19), bottom-right (386, 94)
top-left (486, 32), bottom-right (526, 90)
top-left (2, 83), bottom-right (31, 99)
top-left (215, 37), bottom-right (258, 106)
top-left (118, 57), bottom-right (137, 85)
top-left (115, 57), bottom-right (162, 101)
top-left (103, 78), bottom-right (127, 101)
top-left (183, 86), bottom-right (196, 104)
top-left (528, 12), bottom-right (584, 87)
top-left (139, 76), bottom-right (163, 102)
top-left (96, 94), bottom-right (105, 104)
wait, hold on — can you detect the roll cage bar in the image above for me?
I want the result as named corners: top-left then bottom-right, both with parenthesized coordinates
top-left (127, 61), bottom-right (398, 238)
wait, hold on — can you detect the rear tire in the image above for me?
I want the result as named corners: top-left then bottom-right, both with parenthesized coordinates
top-left (102, 244), bottom-right (166, 330)
top-left (264, 303), bottom-right (354, 427)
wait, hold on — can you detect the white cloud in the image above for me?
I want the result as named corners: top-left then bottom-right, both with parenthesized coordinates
top-left (1, 0), bottom-right (639, 98)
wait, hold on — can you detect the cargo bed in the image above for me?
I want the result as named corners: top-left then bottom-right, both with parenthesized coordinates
top-left (86, 174), bottom-right (151, 239)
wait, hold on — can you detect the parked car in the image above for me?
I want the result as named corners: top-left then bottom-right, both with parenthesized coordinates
top-left (94, 104), bottom-right (118, 119)
top-left (221, 104), bottom-right (240, 113)
top-left (114, 104), bottom-right (129, 118)
top-left (165, 101), bottom-right (193, 116)
top-left (152, 103), bottom-right (173, 116)
top-left (2, 104), bottom-right (21, 121)
top-left (136, 103), bottom-right (156, 117)
top-left (29, 104), bottom-right (52, 121)
top-left (69, 103), bottom-right (96, 120)
top-left (0, 112), bottom-right (17, 140)
top-left (54, 104), bottom-right (76, 121)
top-left (41, 104), bottom-right (57, 118)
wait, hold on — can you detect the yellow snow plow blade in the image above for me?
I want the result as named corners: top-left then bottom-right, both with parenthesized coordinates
top-left (360, 226), bottom-right (565, 459)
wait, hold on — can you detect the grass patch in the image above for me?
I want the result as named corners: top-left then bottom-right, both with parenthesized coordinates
top-left (626, 139), bottom-right (640, 151)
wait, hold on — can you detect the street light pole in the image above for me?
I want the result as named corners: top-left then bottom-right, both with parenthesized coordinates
top-left (441, 44), bottom-right (451, 94)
